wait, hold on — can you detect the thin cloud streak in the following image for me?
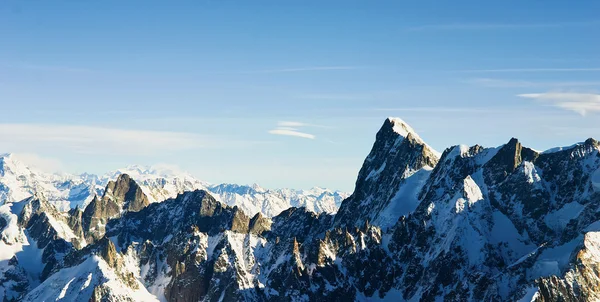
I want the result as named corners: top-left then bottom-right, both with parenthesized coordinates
top-left (468, 78), bottom-right (600, 88)
top-left (407, 20), bottom-right (600, 31)
top-left (238, 66), bottom-right (363, 74)
top-left (268, 129), bottom-right (316, 139)
top-left (373, 107), bottom-right (504, 113)
top-left (294, 93), bottom-right (366, 101)
top-left (278, 121), bottom-right (329, 128)
top-left (268, 120), bottom-right (325, 139)
top-left (0, 124), bottom-right (255, 156)
top-left (518, 92), bottom-right (600, 116)
top-left (457, 68), bottom-right (600, 73)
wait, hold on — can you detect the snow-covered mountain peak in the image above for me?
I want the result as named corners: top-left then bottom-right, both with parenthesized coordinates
top-left (1, 157), bottom-right (348, 218)
top-left (250, 183), bottom-right (266, 193)
top-left (334, 117), bottom-right (441, 228)
top-left (107, 164), bottom-right (199, 182)
top-left (385, 117), bottom-right (441, 157)
top-left (304, 186), bottom-right (330, 195)
top-left (386, 117), bottom-right (418, 138)
top-left (0, 153), bottom-right (30, 177)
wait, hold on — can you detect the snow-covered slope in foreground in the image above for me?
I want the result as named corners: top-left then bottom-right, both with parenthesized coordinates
top-left (23, 256), bottom-right (158, 302)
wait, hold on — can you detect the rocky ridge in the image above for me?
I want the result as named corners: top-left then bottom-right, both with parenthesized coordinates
top-left (1, 117), bottom-right (600, 301)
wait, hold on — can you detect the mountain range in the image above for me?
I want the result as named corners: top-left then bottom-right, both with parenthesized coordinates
top-left (0, 155), bottom-right (348, 218)
top-left (1, 117), bottom-right (600, 301)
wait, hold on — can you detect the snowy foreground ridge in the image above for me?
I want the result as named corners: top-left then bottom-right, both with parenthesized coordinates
top-left (2, 117), bottom-right (600, 301)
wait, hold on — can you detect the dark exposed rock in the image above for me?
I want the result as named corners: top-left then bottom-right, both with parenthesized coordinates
top-left (82, 174), bottom-right (150, 243)
top-left (248, 212), bottom-right (272, 235)
top-left (484, 138), bottom-right (539, 185)
top-left (105, 190), bottom-right (251, 247)
top-left (0, 215), bottom-right (7, 232)
top-left (267, 207), bottom-right (332, 243)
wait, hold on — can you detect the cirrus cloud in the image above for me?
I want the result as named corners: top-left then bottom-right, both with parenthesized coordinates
top-left (518, 92), bottom-right (600, 116)
top-left (0, 123), bottom-right (255, 156)
top-left (268, 121), bottom-right (320, 140)
top-left (268, 129), bottom-right (316, 139)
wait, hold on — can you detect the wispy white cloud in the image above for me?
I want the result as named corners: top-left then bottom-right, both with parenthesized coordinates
top-left (239, 66), bottom-right (363, 74)
top-left (268, 121), bottom-right (324, 139)
top-left (373, 107), bottom-right (502, 113)
top-left (407, 20), bottom-right (600, 31)
top-left (468, 78), bottom-right (600, 88)
top-left (518, 92), bottom-right (600, 116)
top-left (457, 68), bottom-right (600, 73)
top-left (278, 121), bottom-right (306, 128)
top-left (268, 129), bottom-right (316, 139)
top-left (294, 93), bottom-right (367, 101)
top-left (0, 124), bottom-right (251, 155)
top-left (277, 121), bottom-right (329, 128)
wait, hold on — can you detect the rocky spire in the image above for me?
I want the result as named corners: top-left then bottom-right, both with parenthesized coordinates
top-left (483, 137), bottom-right (538, 185)
top-left (249, 212), bottom-right (272, 235)
top-left (82, 174), bottom-right (150, 243)
top-left (291, 237), bottom-right (305, 271)
top-left (103, 174), bottom-right (149, 212)
top-left (334, 117), bottom-right (440, 228)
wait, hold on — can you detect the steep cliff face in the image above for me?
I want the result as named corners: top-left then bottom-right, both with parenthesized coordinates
top-left (82, 174), bottom-right (150, 243)
top-left (334, 118), bottom-right (440, 229)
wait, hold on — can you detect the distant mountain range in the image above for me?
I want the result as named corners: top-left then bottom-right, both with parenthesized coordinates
top-left (0, 155), bottom-right (349, 218)
top-left (1, 117), bottom-right (600, 301)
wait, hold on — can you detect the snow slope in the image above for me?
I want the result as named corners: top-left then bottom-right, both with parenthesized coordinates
top-left (22, 256), bottom-right (159, 302)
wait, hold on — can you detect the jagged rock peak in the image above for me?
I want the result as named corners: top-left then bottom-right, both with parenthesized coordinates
top-left (82, 174), bottom-right (150, 243)
top-left (585, 137), bottom-right (599, 148)
top-left (386, 117), bottom-right (421, 139)
top-left (334, 117), bottom-right (441, 228)
top-left (104, 173), bottom-right (149, 212)
top-left (384, 117), bottom-right (440, 157)
top-left (249, 212), bottom-right (272, 235)
top-left (484, 137), bottom-right (539, 182)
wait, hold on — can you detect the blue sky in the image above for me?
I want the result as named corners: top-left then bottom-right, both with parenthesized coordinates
top-left (1, 0), bottom-right (599, 191)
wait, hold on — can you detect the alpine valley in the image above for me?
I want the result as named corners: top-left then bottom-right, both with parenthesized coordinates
top-left (2, 117), bottom-right (600, 302)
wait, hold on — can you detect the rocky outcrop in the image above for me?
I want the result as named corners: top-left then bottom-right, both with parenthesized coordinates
top-left (82, 174), bottom-right (150, 242)
top-left (248, 212), bottom-right (272, 235)
top-left (105, 190), bottom-right (251, 248)
top-left (535, 232), bottom-right (600, 302)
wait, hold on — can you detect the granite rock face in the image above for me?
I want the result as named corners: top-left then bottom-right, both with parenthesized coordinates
top-left (82, 174), bottom-right (150, 242)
